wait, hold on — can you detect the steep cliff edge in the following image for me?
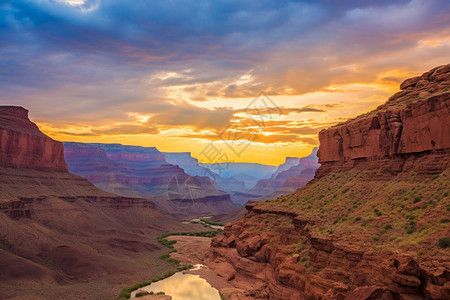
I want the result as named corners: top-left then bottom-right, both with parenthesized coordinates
top-left (317, 64), bottom-right (450, 178)
top-left (207, 65), bottom-right (450, 299)
top-left (0, 106), bottom-right (67, 171)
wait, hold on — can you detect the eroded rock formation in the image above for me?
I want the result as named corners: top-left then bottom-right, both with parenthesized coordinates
top-left (0, 106), bottom-right (67, 171)
top-left (207, 65), bottom-right (450, 299)
top-left (317, 65), bottom-right (450, 178)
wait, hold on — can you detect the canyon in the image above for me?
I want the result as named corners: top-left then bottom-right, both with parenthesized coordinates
top-left (1, 64), bottom-right (448, 300)
top-left (0, 106), bottom-right (205, 299)
top-left (63, 143), bottom-right (319, 210)
top-left (246, 148), bottom-right (319, 203)
top-left (206, 64), bottom-right (450, 299)
top-left (63, 142), bottom-right (236, 218)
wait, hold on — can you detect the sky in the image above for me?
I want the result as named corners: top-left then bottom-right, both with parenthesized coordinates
top-left (1, 0), bottom-right (450, 165)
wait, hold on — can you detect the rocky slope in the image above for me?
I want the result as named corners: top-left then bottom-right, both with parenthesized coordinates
top-left (64, 142), bottom-right (236, 217)
top-left (206, 65), bottom-right (450, 299)
top-left (0, 106), bottom-right (202, 299)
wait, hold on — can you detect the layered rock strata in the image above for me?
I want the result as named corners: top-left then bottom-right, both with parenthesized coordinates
top-left (207, 65), bottom-right (450, 299)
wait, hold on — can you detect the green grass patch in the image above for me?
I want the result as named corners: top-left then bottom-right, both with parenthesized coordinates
top-left (200, 218), bottom-right (224, 227)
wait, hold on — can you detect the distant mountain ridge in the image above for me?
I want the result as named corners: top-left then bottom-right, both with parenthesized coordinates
top-left (63, 142), bottom-right (236, 217)
top-left (243, 147), bottom-right (319, 203)
top-left (165, 149), bottom-right (319, 205)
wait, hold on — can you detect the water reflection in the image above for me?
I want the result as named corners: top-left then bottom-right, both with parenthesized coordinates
top-left (131, 270), bottom-right (220, 300)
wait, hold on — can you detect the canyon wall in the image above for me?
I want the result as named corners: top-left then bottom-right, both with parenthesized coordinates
top-left (0, 106), bottom-right (67, 172)
top-left (207, 65), bottom-right (450, 300)
top-left (317, 65), bottom-right (450, 178)
top-left (209, 204), bottom-right (449, 300)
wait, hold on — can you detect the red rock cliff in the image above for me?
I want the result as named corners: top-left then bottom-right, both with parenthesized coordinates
top-left (207, 65), bottom-right (450, 300)
top-left (317, 64), bottom-right (450, 178)
top-left (0, 106), bottom-right (68, 172)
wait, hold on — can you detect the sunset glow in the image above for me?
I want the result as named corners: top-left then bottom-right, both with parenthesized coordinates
top-left (1, 0), bottom-right (450, 164)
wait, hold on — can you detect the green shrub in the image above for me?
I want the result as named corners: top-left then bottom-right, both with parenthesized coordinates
top-left (200, 218), bottom-right (224, 227)
top-left (383, 224), bottom-right (393, 230)
top-left (159, 254), bottom-right (180, 265)
top-left (438, 237), bottom-right (450, 249)
top-left (405, 221), bottom-right (416, 234)
top-left (157, 292), bottom-right (165, 295)
top-left (135, 291), bottom-right (149, 297)
top-left (177, 265), bottom-right (193, 271)
top-left (118, 281), bottom-right (152, 299)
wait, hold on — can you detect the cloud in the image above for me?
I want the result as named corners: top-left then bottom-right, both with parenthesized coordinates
top-left (1, 0), bottom-right (450, 163)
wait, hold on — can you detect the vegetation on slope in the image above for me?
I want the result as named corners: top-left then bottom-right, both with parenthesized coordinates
top-left (259, 169), bottom-right (450, 257)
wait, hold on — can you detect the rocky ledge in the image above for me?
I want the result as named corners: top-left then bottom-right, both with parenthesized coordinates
top-left (207, 204), bottom-right (449, 299)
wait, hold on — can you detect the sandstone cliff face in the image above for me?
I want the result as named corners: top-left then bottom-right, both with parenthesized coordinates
top-left (317, 65), bottom-right (450, 178)
top-left (0, 106), bottom-right (67, 172)
top-left (207, 65), bottom-right (450, 300)
top-left (164, 152), bottom-right (215, 177)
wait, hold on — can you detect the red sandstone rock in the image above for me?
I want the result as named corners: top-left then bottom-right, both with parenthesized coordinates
top-left (317, 64), bottom-right (450, 178)
top-left (0, 106), bottom-right (68, 172)
top-left (345, 286), bottom-right (384, 300)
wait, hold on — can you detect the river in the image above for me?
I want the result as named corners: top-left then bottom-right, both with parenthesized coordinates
top-left (130, 265), bottom-right (220, 299)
